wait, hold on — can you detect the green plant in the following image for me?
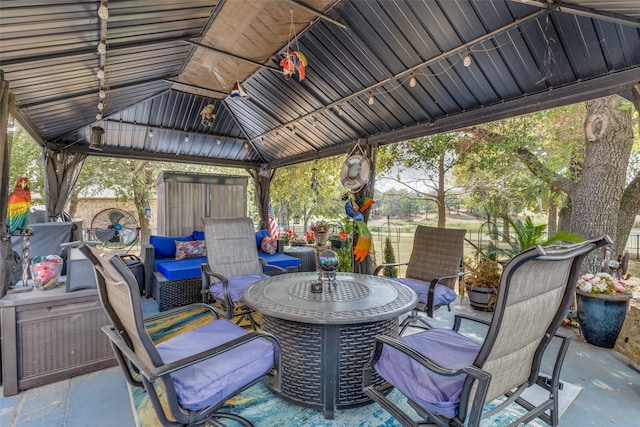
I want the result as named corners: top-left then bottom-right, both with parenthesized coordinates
top-left (485, 216), bottom-right (583, 261)
top-left (382, 236), bottom-right (398, 278)
top-left (336, 243), bottom-right (352, 272)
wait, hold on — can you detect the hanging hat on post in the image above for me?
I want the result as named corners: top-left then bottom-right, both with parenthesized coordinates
top-left (341, 147), bottom-right (370, 192)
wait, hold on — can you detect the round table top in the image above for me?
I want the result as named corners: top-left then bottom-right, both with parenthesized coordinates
top-left (243, 272), bottom-right (418, 324)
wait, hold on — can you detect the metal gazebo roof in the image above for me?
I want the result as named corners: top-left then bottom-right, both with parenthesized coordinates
top-left (2, 0), bottom-right (639, 169)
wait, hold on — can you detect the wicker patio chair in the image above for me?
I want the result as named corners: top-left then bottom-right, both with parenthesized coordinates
top-left (363, 236), bottom-right (609, 427)
top-left (81, 245), bottom-right (281, 427)
top-left (201, 217), bottom-right (286, 330)
top-left (375, 226), bottom-right (466, 334)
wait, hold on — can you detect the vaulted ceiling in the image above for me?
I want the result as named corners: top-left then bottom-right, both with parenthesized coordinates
top-left (2, 0), bottom-right (639, 170)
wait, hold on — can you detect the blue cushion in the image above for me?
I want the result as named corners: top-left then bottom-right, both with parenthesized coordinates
top-left (259, 252), bottom-right (301, 271)
top-left (150, 235), bottom-right (193, 259)
top-left (210, 273), bottom-right (269, 302)
top-left (255, 229), bottom-right (269, 248)
top-left (397, 278), bottom-right (458, 306)
top-left (155, 319), bottom-right (275, 410)
top-left (192, 230), bottom-right (205, 240)
top-left (375, 328), bottom-right (481, 419)
top-left (155, 257), bottom-right (206, 280)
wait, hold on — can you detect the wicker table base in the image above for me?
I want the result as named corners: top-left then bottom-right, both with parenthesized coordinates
top-left (243, 272), bottom-right (417, 419)
top-left (263, 315), bottom-right (397, 417)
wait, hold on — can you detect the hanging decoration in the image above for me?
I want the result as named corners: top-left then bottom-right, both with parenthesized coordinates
top-left (280, 51), bottom-right (307, 81)
top-left (340, 143), bottom-right (371, 192)
top-left (229, 80), bottom-right (248, 99)
top-left (280, 9), bottom-right (308, 81)
top-left (343, 193), bottom-right (374, 262)
top-left (200, 104), bottom-right (216, 127)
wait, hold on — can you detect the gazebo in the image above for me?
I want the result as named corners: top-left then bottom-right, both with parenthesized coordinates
top-left (1, 0), bottom-right (639, 282)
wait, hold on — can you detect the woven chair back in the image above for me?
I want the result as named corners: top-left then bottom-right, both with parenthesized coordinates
top-left (405, 226), bottom-right (466, 290)
top-left (203, 217), bottom-right (263, 280)
top-left (473, 241), bottom-right (595, 403)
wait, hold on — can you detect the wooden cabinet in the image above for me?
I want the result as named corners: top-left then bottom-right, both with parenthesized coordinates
top-left (0, 287), bottom-right (115, 396)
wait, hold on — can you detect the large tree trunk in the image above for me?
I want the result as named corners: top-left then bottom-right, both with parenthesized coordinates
top-left (571, 95), bottom-right (634, 270)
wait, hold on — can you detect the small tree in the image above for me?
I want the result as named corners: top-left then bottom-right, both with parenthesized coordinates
top-left (382, 236), bottom-right (398, 278)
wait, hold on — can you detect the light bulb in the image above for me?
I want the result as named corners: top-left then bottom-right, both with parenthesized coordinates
top-left (98, 89), bottom-right (106, 98)
top-left (463, 51), bottom-right (472, 67)
top-left (96, 113), bottom-right (102, 120)
top-left (97, 41), bottom-right (106, 54)
top-left (148, 129), bottom-right (153, 138)
top-left (338, 105), bottom-right (343, 116)
top-left (368, 93), bottom-right (375, 105)
top-left (216, 137), bottom-right (221, 145)
top-left (96, 68), bottom-right (105, 79)
top-left (98, 1), bottom-right (109, 20)
top-left (97, 101), bottom-right (104, 111)
top-left (409, 73), bottom-right (416, 87)
top-left (184, 135), bottom-right (189, 142)
top-left (312, 117), bottom-right (318, 127)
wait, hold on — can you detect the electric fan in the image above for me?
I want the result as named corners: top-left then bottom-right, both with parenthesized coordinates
top-left (90, 208), bottom-right (140, 249)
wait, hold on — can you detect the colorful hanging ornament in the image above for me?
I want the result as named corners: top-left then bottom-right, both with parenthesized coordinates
top-left (280, 50), bottom-right (307, 81)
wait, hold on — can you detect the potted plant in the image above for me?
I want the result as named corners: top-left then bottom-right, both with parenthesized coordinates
top-left (311, 220), bottom-right (330, 245)
top-left (576, 272), bottom-right (634, 348)
top-left (464, 251), bottom-right (502, 311)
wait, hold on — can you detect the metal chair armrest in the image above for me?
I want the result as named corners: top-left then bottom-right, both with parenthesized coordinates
top-left (258, 257), bottom-right (287, 273)
top-left (373, 261), bottom-right (409, 275)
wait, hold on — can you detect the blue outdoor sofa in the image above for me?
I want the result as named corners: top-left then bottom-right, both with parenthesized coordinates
top-left (141, 229), bottom-right (300, 311)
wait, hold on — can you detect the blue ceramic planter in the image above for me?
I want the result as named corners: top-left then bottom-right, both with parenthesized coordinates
top-left (576, 290), bottom-right (631, 348)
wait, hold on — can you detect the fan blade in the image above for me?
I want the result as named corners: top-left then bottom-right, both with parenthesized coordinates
top-left (119, 227), bottom-right (138, 245)
top-left (95, 228), bottom-right (117, 243)
top-left (108, 210), bottom-right (125, 225)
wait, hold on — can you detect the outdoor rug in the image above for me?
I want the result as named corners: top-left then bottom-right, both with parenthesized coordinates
top-left (129, 379), bottom-right (581, 427)
top-left (130, 308), bottom-right (582, 426)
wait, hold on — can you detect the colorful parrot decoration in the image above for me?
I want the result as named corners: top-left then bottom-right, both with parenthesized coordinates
top-left (280, 50), bottom-right (307, 81)
top-left (344, 195), bottom-right (375, 262)
top-left (7, 177), bottom-right (31, 233)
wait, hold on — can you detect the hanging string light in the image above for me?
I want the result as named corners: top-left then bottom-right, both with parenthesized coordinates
top-left (98, 0), bottom-right (109, 20)
top-left (368, 93), bottom-right (375, 105)
top-left (463, 51), bottom-right (472, 67)
top-left (409, 73), bottom-right (417, 87)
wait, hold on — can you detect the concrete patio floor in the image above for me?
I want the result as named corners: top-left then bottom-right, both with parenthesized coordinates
top-left (1, 297), bottom-right (639, 427)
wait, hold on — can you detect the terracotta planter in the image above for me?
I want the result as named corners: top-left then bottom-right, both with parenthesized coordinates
top-left (465, 283), bottom-right (497, 312)
top-left (576, 290), bottom-right (631, 348)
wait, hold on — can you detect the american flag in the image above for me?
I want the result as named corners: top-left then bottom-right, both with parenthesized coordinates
top-left (268, 202), bottom-right (278, 237)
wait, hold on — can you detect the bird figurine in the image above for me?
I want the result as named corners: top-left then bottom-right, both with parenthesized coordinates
top-left (344, 194), bottom-right (375, 262)
top-left (7, 176), bottom-right (31, 233)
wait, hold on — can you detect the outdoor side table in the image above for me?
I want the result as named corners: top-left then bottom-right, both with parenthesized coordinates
top-left (243, 272), bottom-right (418, 419)
top-left (284, 246), bottom-right (316, 272)
top-left (0, 285), bottom-right (115, 396)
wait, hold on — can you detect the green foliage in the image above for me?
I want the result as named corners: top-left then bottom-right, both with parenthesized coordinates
top-left (382, 236), bottom-right (398, 278)
top-left (336, 241), bottom-right (353, 272)
top-left (9, 125), bottom-right (44, 199)
top-left (485, 216), bottom-right (584, 260)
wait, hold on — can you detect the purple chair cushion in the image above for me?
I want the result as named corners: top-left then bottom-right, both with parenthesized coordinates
top-left (398, 278), bottom-right (458, 306)
top-left (375, 328), bottom-right (481, 419)
top-left (155, 319), bottom-right (275, 410)
top-left (209, 273), bottom-right (268, 302)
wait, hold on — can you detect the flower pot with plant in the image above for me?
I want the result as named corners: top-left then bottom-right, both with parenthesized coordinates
top-left (575, 272), bottom-right (633, 348)
top-left (464, 252), bottom-right (502, 311)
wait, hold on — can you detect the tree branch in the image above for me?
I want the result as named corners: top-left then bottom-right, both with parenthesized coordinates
top-left (515, 147), bottom-right (574, 194)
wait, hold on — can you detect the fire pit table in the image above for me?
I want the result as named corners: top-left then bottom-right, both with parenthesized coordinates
top-left (243, 272), bottom-right (417, 418)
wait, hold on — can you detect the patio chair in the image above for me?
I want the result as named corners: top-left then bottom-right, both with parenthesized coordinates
top-left (201, 217), bottom-right (286, 330)
top-left (363, 236), bottom-right (609, 427)
top-left (81, 245), bottom-right (281, 427)
top-left (375, 226), bottom-right (466, 334)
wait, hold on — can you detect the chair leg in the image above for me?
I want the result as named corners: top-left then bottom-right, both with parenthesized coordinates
top-left (209, 413), bottom-right (254, 427)
top-left (400, 309), bottom-right (433, 335)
